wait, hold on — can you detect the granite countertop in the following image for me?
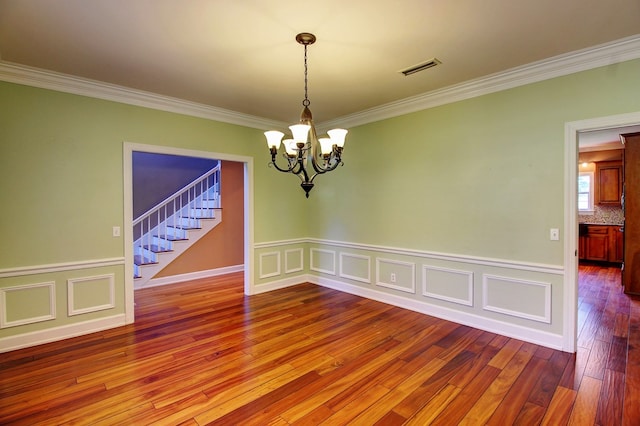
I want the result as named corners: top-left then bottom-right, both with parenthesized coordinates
top-left (579, 205), bottom-right (624, 227)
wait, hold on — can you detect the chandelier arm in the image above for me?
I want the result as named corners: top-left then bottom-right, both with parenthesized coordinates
top-left (309, 156), bottom-right (329, 174)
top-left (269, 150), bottom-right (299, 173)
top-left (310, 151), bottom-right (343, 174)
top-left (269, 161), bottom-right (294, 173)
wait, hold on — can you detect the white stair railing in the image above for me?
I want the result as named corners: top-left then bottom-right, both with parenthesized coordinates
top-left (133, 165), bottom-right (221, 277)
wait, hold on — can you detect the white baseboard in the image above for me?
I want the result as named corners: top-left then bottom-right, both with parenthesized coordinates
top-left (0, 314), bottom-right (126, 353)
top-left (252, 274), bottom-right (312, 295)
top-left (136, 264), bottom-right (244, 289)
top-left (310, 276), bottom-right (564, 351)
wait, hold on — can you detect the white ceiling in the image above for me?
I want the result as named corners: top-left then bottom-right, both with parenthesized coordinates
top-left (1, 0), bottom-right (639, 132)
top-left (579, 125), bottom-right (640, 151)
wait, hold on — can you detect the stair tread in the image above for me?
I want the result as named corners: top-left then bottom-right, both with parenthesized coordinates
top-left (167, 225), bottom-right (202, 230)
top-left (156, 234), bottom-right (188, 241)
top-left (143, 244), bottom-right (173, 253)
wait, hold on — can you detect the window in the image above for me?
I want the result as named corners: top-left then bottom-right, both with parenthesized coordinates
top-left (578, 171), bottom-right (594, 213)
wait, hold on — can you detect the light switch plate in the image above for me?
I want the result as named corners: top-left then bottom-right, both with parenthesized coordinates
top-left (550, 228), bottom-right (559, 241)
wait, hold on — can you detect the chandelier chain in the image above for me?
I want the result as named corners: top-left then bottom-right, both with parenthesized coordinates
top-left (303, 44), bottom-right (310, 107)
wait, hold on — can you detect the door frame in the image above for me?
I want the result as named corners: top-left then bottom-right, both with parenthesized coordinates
top-left (564, 111), bottom-right (640, 352)
top-left (122, 142), bottom-right (254, 324)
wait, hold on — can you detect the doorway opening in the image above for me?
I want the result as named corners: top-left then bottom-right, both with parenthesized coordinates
top-left (565, 112), bottom-right (640, 352)
top-left (122, 142), bottom-right (254, 325)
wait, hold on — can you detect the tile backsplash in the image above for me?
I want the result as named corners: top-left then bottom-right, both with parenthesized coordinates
top-left (579, 205), bottom-right (624, 225)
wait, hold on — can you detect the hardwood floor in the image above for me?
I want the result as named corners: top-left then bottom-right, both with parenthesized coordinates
top-left (1, 265), bottom-right (638, 425)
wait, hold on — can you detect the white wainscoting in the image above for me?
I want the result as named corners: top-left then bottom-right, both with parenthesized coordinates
top-left (0, 282), bottom-right (56, 328)
top-left (0, 258), bottom-right (126, 353)
top-left (0, 314), bottom-right (126, 353)
top-left (253, 238), bottom-right (564, 350)
top-left (313, 274), bottom-right (564, 350)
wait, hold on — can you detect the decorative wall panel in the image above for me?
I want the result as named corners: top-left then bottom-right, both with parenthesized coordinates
top-left (482, 274), bottom-right (551, 323)
top-left (68, 274), bottom-right (115, 316)
top-left (284, 249), bottom-right (304, 274)
top-left (339, 253), bottom-right (371, 284)
top-left (423, 265), bottom-right (474, 306)
top-left (310, 249), bottom-right (336, 275)
top-left (0, 282), bottom-right (56, 328)
top-left (259, 252), bottom-right (281, 279)
top-left (376, 258), bottom-right (416, 293)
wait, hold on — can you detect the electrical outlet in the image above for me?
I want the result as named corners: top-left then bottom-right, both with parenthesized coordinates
top-left (113, 226), bottom-right (121, 237)
top-left (390, 273), bottom-right (396, 283)
top-left (550, 228), bottom-right (559, 241)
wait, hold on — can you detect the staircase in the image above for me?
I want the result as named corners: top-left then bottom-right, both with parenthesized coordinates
top-left (133, 166), bottom-right (222, 288)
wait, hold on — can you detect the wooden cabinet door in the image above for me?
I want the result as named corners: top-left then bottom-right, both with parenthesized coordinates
top-left (613, 227), bottom-right (624, 264)
top-left (596, 161), bottom-right (622, 205)
top-left (585, 234), bottom-right (609, 261)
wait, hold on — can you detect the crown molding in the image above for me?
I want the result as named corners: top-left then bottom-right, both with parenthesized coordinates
top-left (0, 61), bottom-right (286, 131)
top-left (320, 34), bottom-right (640, 131)
top-left (1, 35), bottom-right (639, 132)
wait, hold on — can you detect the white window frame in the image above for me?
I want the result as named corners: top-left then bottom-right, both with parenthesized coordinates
top-left (578, 171), bottom-right (594, 214)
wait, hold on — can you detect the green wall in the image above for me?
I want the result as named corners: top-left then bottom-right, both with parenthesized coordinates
top-left (307, 59), bottom-right (640, 265)
top-left (0, 82), bottom-right (307, 269)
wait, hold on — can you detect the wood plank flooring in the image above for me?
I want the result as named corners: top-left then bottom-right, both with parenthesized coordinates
top-left (1, 264), bottom-right (638, 425)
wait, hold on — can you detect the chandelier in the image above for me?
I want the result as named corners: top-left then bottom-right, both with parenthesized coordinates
top-left (264, 33), bottom-right (348, 198)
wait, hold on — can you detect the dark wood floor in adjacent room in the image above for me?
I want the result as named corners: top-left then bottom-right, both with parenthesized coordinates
top-left (1, 265), bottom-right (639, 425)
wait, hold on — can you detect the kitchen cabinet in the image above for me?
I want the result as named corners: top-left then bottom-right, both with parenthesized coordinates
top-left (578, 224), bottom-right (623, 264)
top-left (595, 160), bottom-right (623, 205)
top-left (612, 226), bottom-right (624, 264)
top-left (584, 225), bottom-right (609, 261)
top-left (622, 132), bottom-right (640, 295)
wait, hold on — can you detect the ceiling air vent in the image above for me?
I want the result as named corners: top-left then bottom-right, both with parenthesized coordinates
top-left (399, 58), bottom-right (441, 76)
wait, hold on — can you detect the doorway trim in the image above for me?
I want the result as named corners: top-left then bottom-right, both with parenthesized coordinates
top-left (122, 142), bottom-right (254, 324)
top-left (564, 111), bottom-right (640, 352)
